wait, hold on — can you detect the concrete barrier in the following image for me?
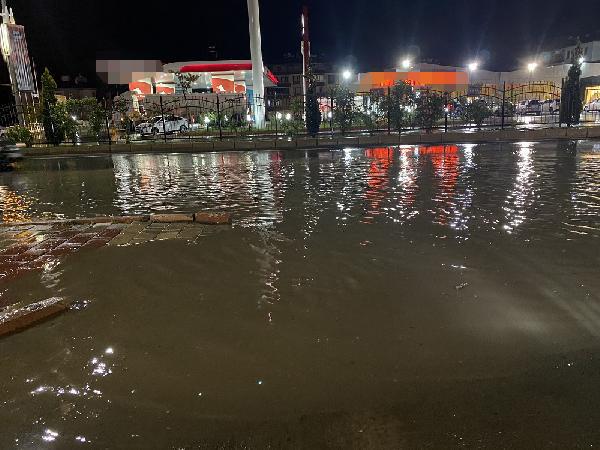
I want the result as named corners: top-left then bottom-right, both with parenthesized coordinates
top-left (337, 136), bottom-right (359, 147)
top-left (587, 127), bottom-right (600, 138)
top-left (357, 135), bottom-right (379, 146)
top-left (275, 139), bottom-right (296, 149)
top-left (254, 140), bottom-right (276, 150)
top-left (317, 137), bottom-right (338, 148)
top-left (189, 141), bottom-right (212, 152)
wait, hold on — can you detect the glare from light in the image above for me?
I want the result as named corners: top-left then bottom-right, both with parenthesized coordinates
top-left (342, 69), bottom-right (352, 80)
top-left (327, 111), bottom-right (333, 119)
top-left (578, 56), bottom-right (585, 65)
top-left (246, 114), bottom-right (252, 122)
top-left (468, 61), bottom-right (479, 71)
top-left (401, 58), bottom-right (411, 69)
top-left (285, 113), bottom-right (292, 121)
top-left (527, 62), bottom-right (538, 73)
top-left (203, 116), bottom-right (210, 124)
top-left (105, 347), bottom-right (114, 355)
top-left (276, 112), bottom-right (282, 120)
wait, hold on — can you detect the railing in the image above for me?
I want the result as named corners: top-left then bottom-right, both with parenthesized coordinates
top-left (1, 82), bottom-right (598, 147)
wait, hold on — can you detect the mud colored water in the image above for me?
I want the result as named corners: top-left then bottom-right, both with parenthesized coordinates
top-left (1, 141), bottom-right (600, 448)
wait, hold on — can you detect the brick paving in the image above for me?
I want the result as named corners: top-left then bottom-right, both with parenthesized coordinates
top-left (0, 220), bottom-right (229, 307)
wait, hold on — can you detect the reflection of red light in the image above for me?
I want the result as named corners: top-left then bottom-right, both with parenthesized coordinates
top-left (365, 147), bottom-right (393, 159)
top-left (418, 145), bottom-right (458, 154)
top-left (363, 148), bottom-right (392, 222)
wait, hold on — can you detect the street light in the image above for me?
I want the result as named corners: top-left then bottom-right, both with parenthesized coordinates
top-left (468, 61), bottom-right (479, 72)
top-left (527, 62), bottom-right (538, 73)
top-left (401, 58), bottom-right (411, 70)
top-left (578, 56), bottom-right (585, 65)
top-left (342, 69), bottom-right (352, 81)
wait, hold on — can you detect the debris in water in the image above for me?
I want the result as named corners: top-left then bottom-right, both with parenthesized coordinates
top-left (455, 282), bottom-right (469, 291)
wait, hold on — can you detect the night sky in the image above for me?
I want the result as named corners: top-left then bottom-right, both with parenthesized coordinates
top-left (7, 0), bottom-right (600, 80)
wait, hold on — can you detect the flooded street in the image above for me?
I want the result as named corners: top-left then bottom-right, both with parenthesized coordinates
top-left (1, 141), bottom-right (600, 448)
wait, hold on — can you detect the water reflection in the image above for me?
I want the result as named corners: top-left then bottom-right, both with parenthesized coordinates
top-left (0, 142), bottom-right (598, 239)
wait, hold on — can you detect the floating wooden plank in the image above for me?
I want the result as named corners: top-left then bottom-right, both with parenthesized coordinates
top-left (0, 297), bottom-right (69, 337)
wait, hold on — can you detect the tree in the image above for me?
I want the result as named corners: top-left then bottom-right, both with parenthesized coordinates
top-left (381, 81), bottom-right (415, 132)
top-left (112, 97), bottom-right (132, 142)
top-left (304, 69), bottom-right (322, 136)
top-left (560, 40), bottom-right (584, 127)
top-left (172, 70), bottom-right (199, 99)
top-left (332, 85), bottom-right (357, 134)
top-left (359, 90), bottom-right (384, 134)
top-left (460, 98), bottom-right (492, 128)
top-left (39, 68), bottom-right (63, 145)
top-left (414, 90), bottom-right (445, 132)
top-left (282, 97), bottom-right (304, 137)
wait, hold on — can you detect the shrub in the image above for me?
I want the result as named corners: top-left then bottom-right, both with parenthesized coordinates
top-left (4, 126), bottom-right (34, 147)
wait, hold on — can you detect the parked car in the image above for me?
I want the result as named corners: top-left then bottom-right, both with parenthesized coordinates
top-left (136, 115), bottom-right (189, 135)
top-left (541, 99), bottom-right (560, 114)
top-left (583, 98), bottom-right (600, 113)
top-left (516, 99), bottom-right (542, 115)
top-left (493, 101), bottom-right (515, 117)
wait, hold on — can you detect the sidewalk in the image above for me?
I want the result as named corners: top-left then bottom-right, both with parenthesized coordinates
top-left (23, 125), bottom-right (600, 157)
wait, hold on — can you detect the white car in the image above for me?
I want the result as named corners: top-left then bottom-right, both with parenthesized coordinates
top-left (136, 115), bottom-right (189, 135)
top-left (541, 99), bottom-right (560, 114)
top-left (583, 98), bottom-right (600, 113)
top-left (516, 99), bottom-right (542, 115)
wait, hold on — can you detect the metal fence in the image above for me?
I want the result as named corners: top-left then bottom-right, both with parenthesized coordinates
top-left (1, 81), bottom-right (599, 146)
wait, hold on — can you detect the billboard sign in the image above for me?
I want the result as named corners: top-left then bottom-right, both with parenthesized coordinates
top-left (0, 23), bottom-right (35, 92)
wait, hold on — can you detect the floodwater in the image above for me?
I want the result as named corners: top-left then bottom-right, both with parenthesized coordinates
top-left (1, 141), bottom-right (600, 448)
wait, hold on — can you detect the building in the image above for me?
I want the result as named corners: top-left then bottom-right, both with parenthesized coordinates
top-left (124, 60), bottom-right (278, 98)
top-left (267, 59), bottom-right (341, 97)
top-left (540, 39), bottom-right (600, 65)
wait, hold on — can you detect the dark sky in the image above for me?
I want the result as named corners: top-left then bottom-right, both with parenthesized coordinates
top-left (8, 0), bottom-right (600, 79)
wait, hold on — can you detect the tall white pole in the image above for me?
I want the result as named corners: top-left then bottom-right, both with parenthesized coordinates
top-left (247, 0), bottom-right (265, 128)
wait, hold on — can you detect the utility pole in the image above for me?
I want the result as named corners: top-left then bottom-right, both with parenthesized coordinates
top-left (300, 6), bottom-right (311, 100)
